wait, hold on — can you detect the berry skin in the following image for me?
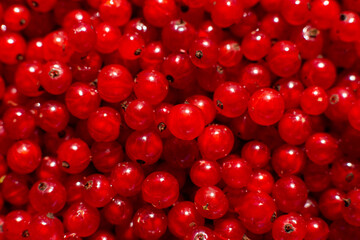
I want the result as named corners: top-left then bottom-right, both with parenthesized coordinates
top-left (236, 192), bottom-right (277, 234)
top-left (63, 201), bottom-right (100, 237)
top-left (14, 61), bottom-right (43, 97)
top-left (186, 95), bottom-right (216, 125)
top-left (7, 140), bottom-right (42, 174)
top-left (83, 174), bottom-right (114, 208)
top-left (247, 169), bottom-right (274, 194)
top-left (0, 32), bottom-right (26, 65)
top-left (214, 218), bottom-right (246, 240)
top-left (242, 30), bottom-right (271, 61)
top-left (102, 195), bottom-right (133, 226)
top-left (3, 4), bottom-right (31, 32)
top-left (132, 205), bottom-right (167, 239)
top-left (213, 81), bottom-right (250, 118)
top-left (266, 41), bottom-right (302, 78)
top-left (248, 88), bottom-right (285, 126)
top-left (305, 217), bottom-right (330, 240)
top-left (319, 188), bottom-right (346, 221)
top-left (278, 109), bottom-right (312, 145)
top-left (134, 69), bottom-right (169, 105)
top-left (280, 0), bottom-right (310, 26)
top-left (167, 104), bottom-right (205, 140)
top-left (3, 107), bottom-right (36, 140)
top-left (241, 140), bottom-right (270, 168)
top-left (221, 155), bottom-right (252, 188)
top-left (118, 33), bottom-right (145, 60)
top-left (197, 124), bottom-right (234, 161)
top-left (274, 77), bottom-right (304, 110)
top-left (97, 64), bottom-right (134, 103)
top-left (40, 61), bottom-right (72, 95)
top-left (124, 99), bottom-right (155, 131)
top-left (218, 39), bottom-right (243, 67)
top-left (29, 179), bottom-right (67, 213)
top-left (194, 186), bottom-right (229, 219)
top-left (301, 58), bottom-right (337, 89)
top-left (300, 86), bottom-right (329, 115)
top-left (110, 162), bottom-right (144, 197)
top-left (57, 138), bottom-right (91, 174)
top-left (95, 22), bottom-right (121, 54)
top-left (190, 160), bottom-right (221, 187)
top-left (342, 189), bottom-right (360, 227)
top-left (272, 144), bottom-right (306, 177)
top-left (143, 0), bottom-right (178, 28)
top-left (87, 107), bottom-right (122, 142)
top-left (210, 0), bottom-right (243, 28)
top-left (99, 0), bottom-right (132, 27)
top-left (3, 210), bottom-right (31, 240)
top-left (67, 22), bottom-right (96, 53)
top-left (168, 201), bottom-right (205, 238)
top-left (125, 129), bottom-right (163, 165)
top-left (65, 82), bottom-right (101, 120)
top-left (162, 19), bottom-right (196, 52)
top-left (310, 0), bottom-right (340, 29)
top-left (305, 132), bottom-right (339, 165)
top-left (273, 175), bottom-right (308, 213)
top-left (325, 87), bottom-right (356, 122)
top-left (28, 213), bottom-right (64, 240)
top-left (27, 0), bottom-right (57, 12)
top-left (272, 213), bottom-right (307, 240)
top-left (37, 100), bottom-right (70, 133)
top-left (189, 38), bottom-right (219, 69)
top-left (142, 171), bottom-right (179, 209)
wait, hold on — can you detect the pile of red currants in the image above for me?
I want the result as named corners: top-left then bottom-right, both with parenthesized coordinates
top-left (0, 0), bottom-right (359, 239)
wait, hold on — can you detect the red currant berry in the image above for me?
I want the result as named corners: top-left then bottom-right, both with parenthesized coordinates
top-left (218, 39), bottom-right (243, 67)
top-left (272, 213), bottom-right (307, 240)
top-left (247, 169), bottom-right (274, 194)
top-left (190, 160), bottom-right (221, 187)
top-left (241, 140), bottom-right (270, 168)
top-left (132, 205), bottom-right (167, 239)
top-left (125, 129), bottom-right (163, 165)
top-left (37, 100), bottom-right (70, 133)
top-left (248, 88), bottom-right (285, 126)
top-left (168, 201), bottom-right (205, 238)
top-left (7, 140), bottom-right (41, 174)
top-left (305, 217), bottom-right (330, 240)
top-left (301, 58), bottom-right (337, 89)
top-left (110, 162), bottom-right (144, 197)
top-left (280, 0), bottom-right (310, 25)
top-left (310, 0), bottom-right (340, 29)
top-left (3, 4), bottom-right (31, 32)
top-left (40, 61), bottom-right (72, 95)
top-left (3, 106), bottom-right (35, 140)
top-left (330, 157), bottom-right (360, 192)
top-left (342, 189), bottom-right (360, 226)
top-left (142, 171), bottom-right (179, 209)
top-left (118, 33), bottom-right (145, 60)
top-left (91, 141), bottom-right (124, 173)
top-left (87, 107), bottom-right (121, 142)
top-left (238, 63), bottom-right (272, 95)
top-left (266, 41), bottom-right (301, 77)
top-left (99, 0), bottom-right (132, 26)
top-left (167, 104), bottom-right (205, 140)
top-left (28, 213), bottom-right (64, 240)
top-left (29, 179), bottom-right (67, 213)
top-left (319, 188), bottom-right (346, 221)
top-left (300, 86), bottom-right (328, 115)
top-left (1, 173), bottom-right (30, 206)
top-left (83, 173), bottom-right (114, 208)
top-left (162, 19), bottom-right (196, 52)
top-left (3, 210), bottom-right (31, 240)
top-left (236, 192), bottom-right (277, 234)
top-left (63, 201), bottom-right (100, 237)
top-left (210, 0), bottom-right (243, 28)
top-left (305, 132), bottom-right (339, 165)
top-left (97, 64), bottom-right (134, 103)
top-left (189, 38), bottom-right (218, 69)
top-left (213, 82), bottom-right (250, 118)
top-left (134, 69), bottom-right (169, 105)
top-left (194, 186), bottom-right (229, 219)
top-left (0, 32), bottom-right (26, 65)
top-left (102, 195), bottom-right (133, 225)
top-left (221, 155), bottom-right (252, 188)
top-left (57, 138), bottom-right (91, 174)
top-left (272, 144), bottom-right (306, 177)
top-left (278, 109), bottom-right (312, 145)
top-left (242, 30), bottom-right (271, 61)
top-left (124, 99), bottom-right (154, 130)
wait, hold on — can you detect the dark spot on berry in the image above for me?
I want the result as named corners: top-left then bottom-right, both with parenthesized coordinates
top-left (38, 182), bottom-right (47, 191)
top-left (20, 19), bottom-right (26, 26)
top-left (195, 50), bottom-right (203, 59)
top-left (22, 230), bottom-right (30, 238)
top-left (38, 85), bottom-right (44, 91)
top-left (271, 211), bottom-right (277, 222)
top-left (31, 1), bottom-right (39, 7)
top-left (62, 161), bottom-right (70, 168)
top-left (180, 5), bottom-right (189, 13)
top-left (216, 100), bottom-right (224, 110)
top-left (340, 14), bottom-right (347, 21)
top-left (58, 130), bottom-right (66, 138)
top-left (330, 94), bottom-right (339, 104)
top-left (284, 223), bottom-right (294, 233)
top-left (166, 75), bottom-right (174, 83)
top-left (46, 213), bottom-right (54, 219)
top-left (84, 180), bottom-right (93, 190)
top-left (202, 203), bottom-right (209, 210)
top-left (16, 54), bottom-right (24, 61)
top-left (343, 198), bottom-right (351, 207)
top-left (49, 69), bottom-right (60, 78)
top-left (308, 28), bottom-right (319, 38)
top-left (134, 48), bottom-right (142, 56)
top-left (121, 101), bottom-right (129, 111)
top-left (216, 65), bottom-right (224, 74)
top-left (136, 159), bottom-right (146, 165)
top-left (158, 122), bottom-right (166, 132)
top-left (345, 172), bottom-right (354, 182)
